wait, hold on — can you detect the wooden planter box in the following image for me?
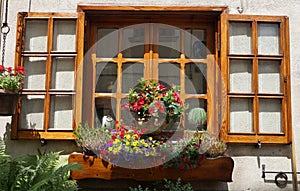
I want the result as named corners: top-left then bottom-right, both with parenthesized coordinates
top-left (68, 153), bottom-right (234, 182)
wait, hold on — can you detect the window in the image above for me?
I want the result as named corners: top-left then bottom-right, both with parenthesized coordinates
top-left (81, 8), bottom-right (221, 136)
top-left (12, 7), bottom-right (291, 144)
top-left (12, 12), bottom-right (84, 139)
top-left (220, 14), bottom-right (291, 143)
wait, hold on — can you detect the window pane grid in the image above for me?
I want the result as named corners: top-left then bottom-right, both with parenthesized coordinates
top-left (227, 17), bottom-right (287, 140)
top-left (20, 15), bottom-right (78, 132)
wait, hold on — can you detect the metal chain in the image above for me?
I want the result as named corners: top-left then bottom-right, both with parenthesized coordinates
top-left (1, 0), bottom-right (9, 66)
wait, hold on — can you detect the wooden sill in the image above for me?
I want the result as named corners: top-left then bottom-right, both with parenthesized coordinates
top-left (68, 153), bottom-right (234, 182)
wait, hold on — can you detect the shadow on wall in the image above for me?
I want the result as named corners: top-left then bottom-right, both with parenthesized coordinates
top-left (3, 123), bottom-right (80, 157)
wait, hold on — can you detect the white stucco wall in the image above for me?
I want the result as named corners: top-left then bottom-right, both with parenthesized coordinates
top-left (1, 0), bottom-right (299, 190)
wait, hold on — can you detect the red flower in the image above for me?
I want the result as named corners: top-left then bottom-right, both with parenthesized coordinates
top-left (179, 163), bottom-right (185, 170)
top-left (0, 65), bottom-right (4, 73)
top-left (16, 66), bottom-right (25, 74)
top-left (172, 92), bottom-right (181, 103)
top-left (154, 101), bottom-right (162, 109)
top-left (159, 107), bottom-right (165, 113)
top-left (7, 67), bottom-right (12, 72)
top-left (158, 84), bottom-right (165, 91)
top-left (138, 97), bottom-right (145, 105)
top-left (149, 107), bottom-right (154, 114)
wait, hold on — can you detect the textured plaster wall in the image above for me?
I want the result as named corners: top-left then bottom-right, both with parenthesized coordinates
top-left (0, 0), bottom-right (300, 190)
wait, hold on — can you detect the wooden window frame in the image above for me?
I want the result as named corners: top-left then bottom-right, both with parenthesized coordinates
top-left (220, 14), bottom-right (291, 144)
top-left (11, 12), bottom-right (85, 140)
top-left (81, 6), bottom-right (226, 136)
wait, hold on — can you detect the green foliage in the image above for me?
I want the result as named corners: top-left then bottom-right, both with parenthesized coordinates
top-left (188, 107), bottom-right (207, 126)
top-left (73, 122), bottom-right (110, 153)
top-left (129, 178), bottom-right (194, 191)
top-left (0, 65), bottom-right (25, 91)
top-left (0, 140), bottom-right (80, 191)
top-left (200, 131), bottom-right (227, 158)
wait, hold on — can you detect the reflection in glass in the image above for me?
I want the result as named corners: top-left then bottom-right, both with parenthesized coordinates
top-left (229, 22), bottom-right (252, 54)
top-left (122, 62), bottom-right (144, 93)
top-left (95, 62), bottom-right (117, 93)
top-left (20, 95), bottom-right (45, 130)
top-left (230, 59), bottom-right (253, 93)
top-left (97, 29), bottom-right (118, 58)
top-left (185, 62), bottom-right (207, 94)
top-left (122, 27), bottom-right (145, 58)
top-left (51, 57), bottom-right (75, 90)
top-left (184, 99), bottom-right (207, 130)
top-left (258, 60), bottom-right (281, 94)
top-left (25, 20), bottom-right (48, 52)
top-left (258, 23), bottom-right (280, 55)
top-left (95, 98), bottom-right (116, 128)
top-left (184, 29), bottom-right (207, 59)
top-left (24, 57), bottom-right (47, 90)
top-left (230, 98), bottom-right (253, 133)
top-left (53, 20), bottom-right (76, 51)
top-left (158, 28), bottom-right (181, 58)
top-left (259, 99), bottom-right (282, 133)
top-left (49, 95), bottom-right (73, 130)
top-left (121, 98), bottom-right (135, 125)
top-left (159, 63), bottom-right (180, 86)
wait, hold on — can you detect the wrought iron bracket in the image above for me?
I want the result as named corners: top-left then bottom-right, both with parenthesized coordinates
top-left (262, 164), bottom-right (300, 188)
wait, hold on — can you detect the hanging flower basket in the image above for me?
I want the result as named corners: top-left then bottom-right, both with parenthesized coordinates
top-left (0, 65), bottom-right (25, 116)
top-left (0, 89), bottom-right (19, 115)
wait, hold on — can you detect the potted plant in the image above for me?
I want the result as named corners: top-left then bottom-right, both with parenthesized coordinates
top-left (0, 65), bottom-right (25, 115)
top-left (70, 125), bottom-right (234, 181)
top-left (187, 107), bottom-right (207, 130)
top-left (122, 78), bottom-right (188, 134)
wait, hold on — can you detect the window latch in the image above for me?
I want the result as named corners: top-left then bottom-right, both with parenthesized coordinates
top-left (284, 76), bottom-right (287, 83)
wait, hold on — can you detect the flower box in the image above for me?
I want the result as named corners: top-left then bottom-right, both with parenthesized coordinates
top-left (68, 153), bottom-right (234, 182)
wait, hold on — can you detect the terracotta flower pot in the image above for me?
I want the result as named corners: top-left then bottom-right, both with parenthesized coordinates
top-left (0, 89), bottom-right (19, 116)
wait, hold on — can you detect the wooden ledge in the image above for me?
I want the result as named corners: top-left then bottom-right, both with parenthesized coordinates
top-left (69, 153), bottom-right (234, 182)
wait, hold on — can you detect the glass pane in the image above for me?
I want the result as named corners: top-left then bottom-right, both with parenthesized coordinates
top-left (122, 62), bottom-right (144, 93)
top-left (122, 27), bottom-right (145, 58)
top-left (24, 57), bottom-right (46, 90)
top-left (20, 95), bottom-right (45, 130)
top-left (258, 23), bottom-right (280, 55)
top-left (259, 99), bottom-right (282, 133)
top-left (258, 60), bottom-right (281, 93)
top-left (230, 98), bottom-right (253, 133)
top-left (158, 27), bottom-right (181, 58)
top-left (185, 62), bottom-right (207, 94)
top-left (184, 99), bottom-right (207, 131)
top-left (159, 63), bottom-right (180, 86)
top-left (95, 62), bottom-right (117, 93)
top-left (51, 57), bottom-right (75, 90)
top-left (184, 29), bottom-right (207, 59)
top-left (95, 98), bottom-right (116, 128)
top-left (53, 20), bottom-right (76, 52)
top-left (25, 20), bottom-right (48, 52)
top-left (121, 98), bottom-right (135, 125)
top-left (230, 59), bottom-right (253, 93)
top-left (97, 29), bottom-right (118, 58)
top-left (49, 95), bottom-right (73, 130)
top-left (229, 22), bottom-right (252, 54)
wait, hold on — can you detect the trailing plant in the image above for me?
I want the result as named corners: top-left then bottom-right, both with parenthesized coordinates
top-left (0, 140), bottom-right (80, 191)
top-left (129, 178), bottom-right (194, 191)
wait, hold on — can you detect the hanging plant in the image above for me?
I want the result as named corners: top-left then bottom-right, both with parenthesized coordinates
top-left (0, 65), bottom-right (25, 115)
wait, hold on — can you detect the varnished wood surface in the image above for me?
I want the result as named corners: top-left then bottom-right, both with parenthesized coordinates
top-left (69, 153), bottom-right (234, 182)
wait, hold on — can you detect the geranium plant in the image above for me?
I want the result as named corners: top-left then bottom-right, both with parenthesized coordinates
top-left (127, 78), bottom-right (187, 119)
top-left (0, 65), bottom-right (25, 92)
